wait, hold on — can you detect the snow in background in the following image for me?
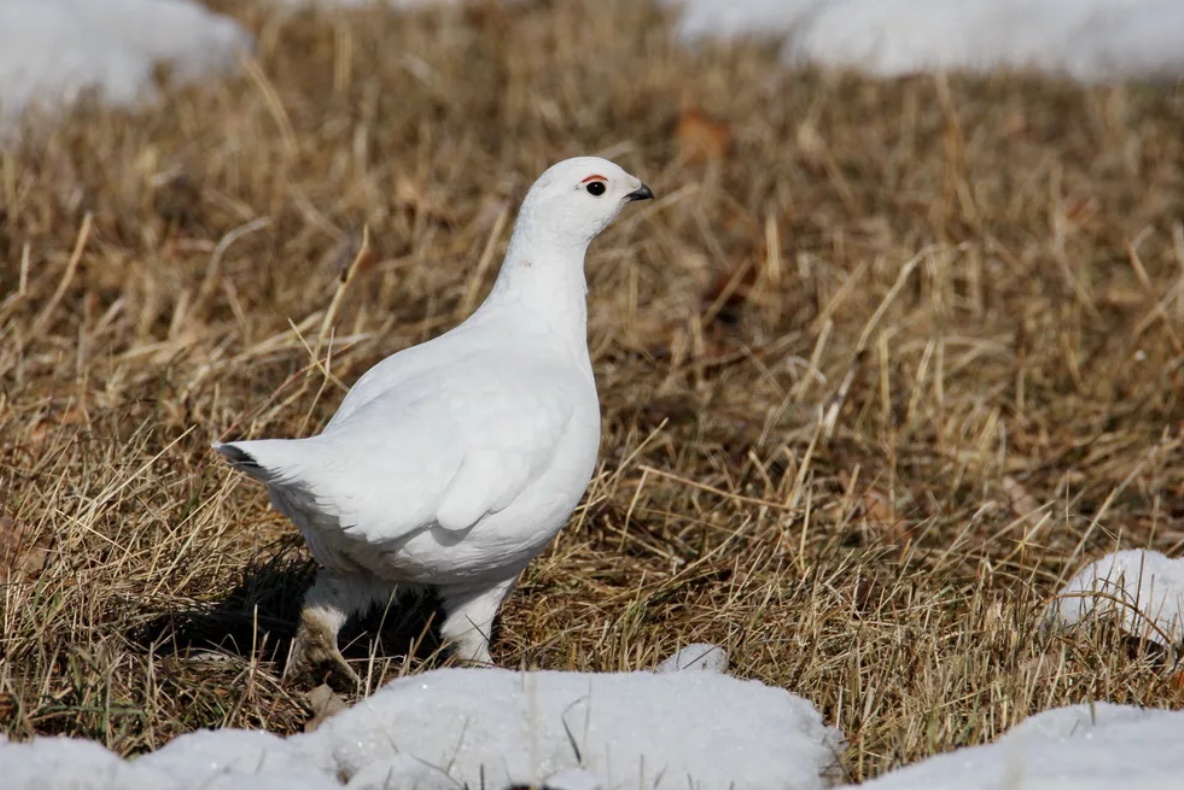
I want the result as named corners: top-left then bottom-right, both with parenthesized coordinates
top-left (668, 0), bottom-right (1184, 81)
top-left (0, 659), bottom-right (843, 790)
top-left (852, 702), bottom-right (1184, 790)
top-left (0, 0), bottom-right (251, 132)
top-left (3, 0), bottom-right (1181, 132)
top-left (1050, 549), bottom-right (1184, 646)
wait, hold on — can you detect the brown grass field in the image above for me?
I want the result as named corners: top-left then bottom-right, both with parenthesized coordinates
top-left (2, 0), bottom-right (1184, 782)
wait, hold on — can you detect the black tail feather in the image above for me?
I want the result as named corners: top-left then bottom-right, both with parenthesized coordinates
top-left (213, 442), bottom-right (264, 473)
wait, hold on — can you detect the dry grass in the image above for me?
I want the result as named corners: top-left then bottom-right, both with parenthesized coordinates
top-left (2, 0), bottom-right (1184, 781)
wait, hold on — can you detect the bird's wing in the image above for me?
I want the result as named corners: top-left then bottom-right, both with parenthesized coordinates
top-left (324, 320), bottom-right (485, 430)
top-left (217, 357), bottom-right (581, 557)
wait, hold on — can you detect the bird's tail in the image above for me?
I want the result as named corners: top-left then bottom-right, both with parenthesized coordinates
top-left (212, 439), bottom-right (301, 486)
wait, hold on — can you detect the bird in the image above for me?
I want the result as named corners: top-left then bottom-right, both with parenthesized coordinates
top-left (214, 157), bottom-right (654, 683)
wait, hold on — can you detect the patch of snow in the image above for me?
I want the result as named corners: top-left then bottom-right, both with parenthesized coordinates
top-left (1050, 549), bottom-right (1184, 646)
top-left (667, 0), bottom-right (1184, 81)
top-left (136, 729), bottom-right (333, 788)
top-left (345, 753), bottom-right (460, 790)
top-left (0, 0), bottom-right (252, 131)
top-left (0, 731), bottom-right (342, 790)
top-left (0, 735), bottom-right (179, 790)
top-left (183, 773), bottom-right (343, 790)
top-left (0, 662), bottom-right (841, 790)
top-left (655, 642), bottom-right (729, 673)
top-left (850, 702), bottom-right (1184, 790)
top-left (292, 667), bottom-right (843, 790)
top-left (538, 767), bottom-right (605, 790)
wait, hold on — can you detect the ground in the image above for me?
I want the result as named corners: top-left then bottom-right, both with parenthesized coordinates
top-left (1, 0), bottom-right (1182, 783)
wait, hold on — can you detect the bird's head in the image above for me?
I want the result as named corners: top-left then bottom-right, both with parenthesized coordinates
top-left (516, 156), bottom-right (654, 247)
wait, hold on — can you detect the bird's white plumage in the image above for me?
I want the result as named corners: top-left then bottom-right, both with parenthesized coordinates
top-left (215, 156), bottom-right (652, 669)
top-left (242, 349), bottom-right (589, 580)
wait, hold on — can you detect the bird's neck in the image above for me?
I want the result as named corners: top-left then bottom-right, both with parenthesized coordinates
top-left (475, 220), bottom-right (592, 360)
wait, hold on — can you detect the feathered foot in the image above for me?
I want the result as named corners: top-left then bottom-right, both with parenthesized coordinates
top-left (438, 575), bottom-right (519, 666)
top-left (282, 570), bottom-right (392, 689)
top-left (284, 607), bottom-right (361, 689)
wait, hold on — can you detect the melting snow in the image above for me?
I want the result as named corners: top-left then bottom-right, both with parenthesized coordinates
top-left (0, 735), bottom-right (180, 790)
top-left (655, 642), bottom-right (730, 673)
top-left (1051, 549), bottom-right (1184, 646)
top-left (0, 0), bottom-right (251, 131)
top-left (4, 646), bottom-right (1184, 789)
top-left (0, 661), bottom-right (842, 790)
top-left (135, 729), bottom-right (334, 789)
top-left (667, 0), bottom-right (1184, 81)
top-left (851, 702), bottom-right (1184, 790)
top-left (4, 0), bottom-right (1181, 132)
top-left (291, 666), bottom-right (843, 789)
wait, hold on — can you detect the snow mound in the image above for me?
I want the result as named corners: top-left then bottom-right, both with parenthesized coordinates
top-left (0, 664), bottom-right (841, 790)
top-left (656, 642), bottom-right (729, 673)
top-left (1050, 549), bottom-right (1184, 646)
top-left (852, 702), bottom-right (1184, 789)
top-left (0, 0), bottom-right (252, 131)
top-left (0, 735), bottom-right (179, 790)
top-left (292, 666), bottom-right (843, 789)
top-left (344, 753), bottom-right (458, 790)
top-left (136, 729), bottom-right (333, 789)
top-left (668, 0), bottom-right (1184, 81)
top-left (0, 731), bottom-right (340, 790)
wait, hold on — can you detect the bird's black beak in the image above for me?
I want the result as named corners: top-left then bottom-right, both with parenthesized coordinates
top-left (626, 183), bottom-right (655, 202)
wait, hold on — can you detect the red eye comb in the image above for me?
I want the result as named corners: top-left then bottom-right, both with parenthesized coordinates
top-left (581, 174), bottom-right (607, 183)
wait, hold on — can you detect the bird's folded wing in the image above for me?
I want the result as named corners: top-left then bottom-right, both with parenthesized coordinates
top-left (228, 370), bottom-right (579, 550)
top-left (435, 447), bottom-right (532, 531)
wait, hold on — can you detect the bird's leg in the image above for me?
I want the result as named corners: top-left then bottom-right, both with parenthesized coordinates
top-left (438, 575), bottom-right (519, 666)
top-left (285, 570), bottom-right (393, 688)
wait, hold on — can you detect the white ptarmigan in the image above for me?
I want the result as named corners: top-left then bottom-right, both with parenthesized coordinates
top-left (215, 157), bottom-right (653, 682)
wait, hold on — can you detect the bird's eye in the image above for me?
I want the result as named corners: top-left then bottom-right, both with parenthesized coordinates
top-left (585, 181), bottom-right (606, 197)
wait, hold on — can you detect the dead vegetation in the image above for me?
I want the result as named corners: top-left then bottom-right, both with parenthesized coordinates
top-left (2, 0), bottom-right (1183, 781)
